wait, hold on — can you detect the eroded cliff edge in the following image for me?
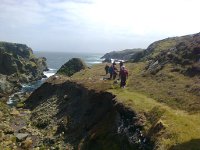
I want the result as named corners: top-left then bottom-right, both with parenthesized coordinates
top-left (25, 76), bottom-right (152, 149)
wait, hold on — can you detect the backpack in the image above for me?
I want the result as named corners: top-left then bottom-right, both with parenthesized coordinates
top-left (108, 66), bottom-right (113, 74)
top-left (120, 69), bottom-right (128, 78)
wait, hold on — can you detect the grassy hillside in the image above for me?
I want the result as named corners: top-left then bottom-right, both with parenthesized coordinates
top-left (71, 61), bottom-right (200, 149)
top-left (8, 32), bottom-right (198, 150)
top-left (71, 32), bottom-right (200, 149)
top-left (132, 33), bottom-right (200, 76)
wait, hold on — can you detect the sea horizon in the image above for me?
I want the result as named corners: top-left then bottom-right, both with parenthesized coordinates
top-left (34, 51), bottom-right (104, 78)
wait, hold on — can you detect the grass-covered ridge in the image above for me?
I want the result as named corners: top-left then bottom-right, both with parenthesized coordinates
top-left (71, 61), bottom-right (200, 149)
top-left (19, 32), bottom-right (200, 149)
top-left (46, 32), bottom-right (200, 149)
top-left (71, 31), bottom-right (200, 148)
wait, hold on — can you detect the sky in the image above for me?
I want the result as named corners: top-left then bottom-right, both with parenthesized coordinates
top-left (0, 0), bottom-right (200, 53)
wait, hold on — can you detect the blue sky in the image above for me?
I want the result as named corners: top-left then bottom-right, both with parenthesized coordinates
top-left (0, 0), bottom-right (200, 53)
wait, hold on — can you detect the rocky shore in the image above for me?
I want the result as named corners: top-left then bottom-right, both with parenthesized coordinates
top-left (0, 41), bottom-right (48, 100)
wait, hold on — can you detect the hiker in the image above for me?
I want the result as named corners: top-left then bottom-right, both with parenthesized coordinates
top-left (113, 64), bottom-right (118, 80)
top-left (119, 65), bottom-right (128, 88)
top-left (108, 65), bottom-right (113, 79)
top-left (117, 61), bottom-right (124, 80)
top-left (119, 61), bottom-right (123, 69)
top-left (105, 64), bottom-right (109, 75)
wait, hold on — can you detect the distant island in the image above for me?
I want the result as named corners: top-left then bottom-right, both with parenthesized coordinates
top-left (101, 48), bottom-right (144, 62)
top-left (0, 32), bottom-right (200, 149)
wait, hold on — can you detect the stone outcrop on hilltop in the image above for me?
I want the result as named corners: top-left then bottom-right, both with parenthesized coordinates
top-left (57, 58), bottom-right (87, 76)
top-left (131, 33), bottom-right (200, 76)
top-left (101, 48), bottom-right (144, 62)
top-left (0, 42), bottom-right (48, 95)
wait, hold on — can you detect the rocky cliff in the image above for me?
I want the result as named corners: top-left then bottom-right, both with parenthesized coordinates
top-left (0, 41), bottom-right (48, 95)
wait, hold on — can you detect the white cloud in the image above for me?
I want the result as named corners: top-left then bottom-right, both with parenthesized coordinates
top-left (0, 0), bottom-right (199, 52)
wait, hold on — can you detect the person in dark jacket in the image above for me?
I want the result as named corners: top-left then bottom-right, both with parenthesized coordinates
top-left (105, 64), bottom-right (109, 75)
top-left (113, 64), bottom-right (118, 80)
top-left (119, 66), bottom-right (128, 88)
top-left (108, 65), bottom-right (113, 79)
top-left (119, 61), bottom-right (123, 69)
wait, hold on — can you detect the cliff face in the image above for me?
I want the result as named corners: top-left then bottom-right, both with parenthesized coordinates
top-left (25, 76), bottom-right (151, 149)
top-left (0, 42), bottom-right (48, 95)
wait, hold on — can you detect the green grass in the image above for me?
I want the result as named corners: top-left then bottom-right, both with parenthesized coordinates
top-left (149, 38), bottom-right (177, 58)
top-left (72, 64), bottom-right (114, 91)
top-left (127, 62), bottom-right (200, 112)
top-left (69, 62), bottom-right (200, 149)
top-left (109, 89), bottom-right (200, 149)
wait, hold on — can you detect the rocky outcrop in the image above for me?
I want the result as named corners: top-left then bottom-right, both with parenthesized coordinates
top-left (0, 74), bottom-right (21, 95)
top-left (101, 49), bottom-right (144, 61)
top-left (135, 32), bottom-right (200, 76)
top-left (57, 58), bottom-right (87, 76)
top-left (0, 41), bottom-right (48, 95)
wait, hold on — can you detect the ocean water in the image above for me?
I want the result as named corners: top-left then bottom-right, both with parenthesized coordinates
top-left (7, 51), bottom-right (103, 106)
top-left (34, 51), bottom-right (104, 77)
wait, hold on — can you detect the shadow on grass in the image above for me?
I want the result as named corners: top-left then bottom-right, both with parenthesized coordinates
top-left (169, 139), bottom-right (200, 150)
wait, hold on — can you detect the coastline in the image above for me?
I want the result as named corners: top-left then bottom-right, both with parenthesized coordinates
top-left (6, 52), bottom-right (104, 106)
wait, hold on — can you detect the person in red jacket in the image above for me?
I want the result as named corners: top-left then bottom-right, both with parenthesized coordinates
top-left (119, 66), bottom-right (128, 88)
